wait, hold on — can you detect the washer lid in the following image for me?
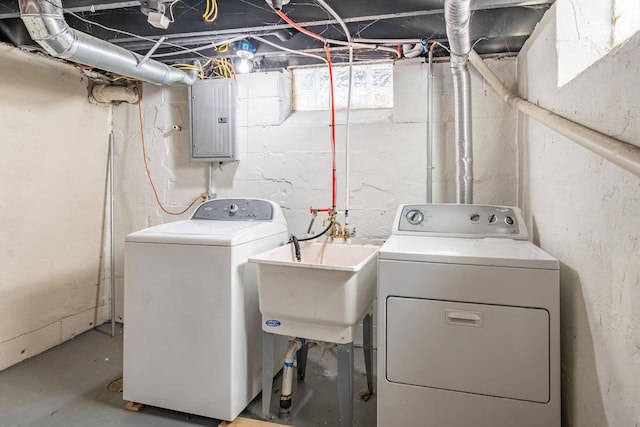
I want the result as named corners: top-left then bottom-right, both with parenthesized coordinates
top-left (126, 220), bottom-right (288, 246)
top-left (379, 235), bottom-right (559, 269)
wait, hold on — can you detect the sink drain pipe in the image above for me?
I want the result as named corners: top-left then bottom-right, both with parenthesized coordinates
top-left (280, 338), bottom-right (305, 414)
top-left (445, 0), bottom-right (473, 204)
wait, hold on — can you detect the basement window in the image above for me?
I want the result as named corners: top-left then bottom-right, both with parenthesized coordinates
top-left (292, 62), bottom-right (393, 111)
top-left (556, 0), bottom-right (640, 86)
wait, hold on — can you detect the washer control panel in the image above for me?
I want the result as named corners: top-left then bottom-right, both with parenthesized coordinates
top-left (192, 198), bottom-right (274, 221)
top-left (396, 204), bottom-right (527, 239)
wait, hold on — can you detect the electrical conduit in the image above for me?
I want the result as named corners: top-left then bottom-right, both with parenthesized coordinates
top-left (427, 43), bottom-right (435, 203)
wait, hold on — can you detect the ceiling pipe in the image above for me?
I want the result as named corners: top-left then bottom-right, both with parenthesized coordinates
top-left (19, 0), bottom-right (197, 85)
top-left (445, 0), bottom-right (473, 204)
top-left (469, 49), bottom-right (640, 178)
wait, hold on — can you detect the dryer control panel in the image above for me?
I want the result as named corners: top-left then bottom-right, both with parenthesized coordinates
top-left (192, 198), bottom-right (274, 221)
top-left (395, 203), bottom-right (528, 239)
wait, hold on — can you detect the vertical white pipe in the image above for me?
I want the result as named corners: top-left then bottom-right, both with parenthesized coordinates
top-left (344, 46), bottom-right (353, 237)
top-left (427, 49), bottom-right (434, 203)
top-left (208, 162), bottom-right (216, 198)
top-left (109, 132), bottom-right (116, 337)
top-left (280, 338), bottom-right (303, 413)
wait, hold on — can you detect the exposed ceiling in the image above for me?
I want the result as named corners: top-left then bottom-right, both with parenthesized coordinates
top-left (0, 0), bottom-right (553, 75)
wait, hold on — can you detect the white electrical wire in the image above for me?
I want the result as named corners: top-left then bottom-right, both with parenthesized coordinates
top-left (250, 35), bottom-right (327, 63)
top-left (354, 37), bottom-right (423, 44)
top-left (315, 0), bottom-right (351, 42)
top-left (151, 35), bottom-right (247, 58)
top-left (168, 0), bottom-right (180, 23)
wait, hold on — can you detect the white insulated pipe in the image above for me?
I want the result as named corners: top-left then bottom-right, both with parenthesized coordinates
top-left (427, 48), bottom-right (434, 203)
top-left (445, 0), bottom-right (474, 204)
top-left (108, 132), bottom-right (116, 337)
top-left (468, 50), bottom-right (640, 178)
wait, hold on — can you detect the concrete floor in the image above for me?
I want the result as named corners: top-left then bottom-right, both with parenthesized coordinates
top-left (0, 324), bottom-right (376, 427)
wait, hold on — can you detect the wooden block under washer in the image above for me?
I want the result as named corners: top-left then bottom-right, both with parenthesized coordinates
top-left (219, 417), bottom-right (291, 427)
top-left (124, 401), bottom-right (144, 412)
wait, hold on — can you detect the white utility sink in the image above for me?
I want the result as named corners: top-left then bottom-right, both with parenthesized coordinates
top-left (249, 242), bottom-right (379, 343)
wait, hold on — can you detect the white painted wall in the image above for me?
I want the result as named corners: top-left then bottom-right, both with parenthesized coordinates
top-left (111, 58), bottom-right (518, 321)
top-left (518, 5), bottom-right (640, 426)
top-left (0, 44), bottom-right (110, 370)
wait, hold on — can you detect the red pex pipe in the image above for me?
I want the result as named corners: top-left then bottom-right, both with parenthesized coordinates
top-left (272, 5), bottom-right (337, 212)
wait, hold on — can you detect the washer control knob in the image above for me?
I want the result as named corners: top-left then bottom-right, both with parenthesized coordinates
top-left (406, 209), bottom-right (424, 226)
top-left (488, 214), bottom-right (497, 224)
top-left (504, 215), bottom-right (514, 225)
top-left (470, 213), bottom-right (480, 222)
top-left (228, 203), bottom-right (239, 215)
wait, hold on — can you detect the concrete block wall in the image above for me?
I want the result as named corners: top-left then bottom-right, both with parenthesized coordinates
top-left (518, 4), bottom-right (640, 426)
top-left (0, 44), bottom-right (110, 370)
top-left (111, 58), bottom-right (517, 321)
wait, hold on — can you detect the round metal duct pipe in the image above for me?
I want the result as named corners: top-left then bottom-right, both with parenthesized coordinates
top-left (445, 0), bottom-right (473, 204)
top-left (19, 0), bottom-right (197, 86)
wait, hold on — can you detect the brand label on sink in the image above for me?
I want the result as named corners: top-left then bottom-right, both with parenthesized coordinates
top-left (265, 319), bottom-right (281, 327)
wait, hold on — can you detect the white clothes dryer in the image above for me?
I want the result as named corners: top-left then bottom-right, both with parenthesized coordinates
top-left (123, 198), bottom-right (288, 421)
top-left (377, 203), bottom-right (560, 427)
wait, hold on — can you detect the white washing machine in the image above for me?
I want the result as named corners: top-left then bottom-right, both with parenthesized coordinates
top-left (377, 204), bottom-right (560, 427)
top-left (123, 198), bottom-right (288, 421)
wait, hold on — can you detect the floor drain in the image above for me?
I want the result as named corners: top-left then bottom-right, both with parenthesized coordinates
top-left (107, 377), bottom-right (123, 393)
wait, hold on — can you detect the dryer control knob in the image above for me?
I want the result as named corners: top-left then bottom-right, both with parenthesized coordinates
top-left (406, 209), bottom-right (424, 226)
top-left (228, 203), bottom-right (239, 215)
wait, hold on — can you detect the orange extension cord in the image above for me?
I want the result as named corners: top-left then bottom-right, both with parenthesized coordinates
top-left (137, 86), bottom-right (204, 216)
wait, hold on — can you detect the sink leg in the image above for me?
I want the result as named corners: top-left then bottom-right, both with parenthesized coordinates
top-left (262, 331), bottom-right (274, 420)
top-left (296, 341), bottom-right (309, 383)
top-left (363, 313), bottom-right (374, 395)
top-left (337, 343), bottom-right (354, 427)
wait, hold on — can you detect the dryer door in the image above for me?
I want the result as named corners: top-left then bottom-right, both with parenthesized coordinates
top-left (386, 297), bottom-right (549, 403)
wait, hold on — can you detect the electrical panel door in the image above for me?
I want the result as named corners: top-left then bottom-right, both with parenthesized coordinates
top-left (189, 79), bottom-right (236, 161)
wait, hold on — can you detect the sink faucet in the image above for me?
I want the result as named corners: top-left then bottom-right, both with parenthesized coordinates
top-left (322, 215), bottom-right (352, 241)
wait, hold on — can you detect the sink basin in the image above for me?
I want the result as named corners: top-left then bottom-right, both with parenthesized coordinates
top-left (249, 242), bottom-right (379, 343)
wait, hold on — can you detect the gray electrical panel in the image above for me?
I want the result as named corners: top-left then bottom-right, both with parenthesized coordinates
top-left (189, 79), bottom-right (236, 162)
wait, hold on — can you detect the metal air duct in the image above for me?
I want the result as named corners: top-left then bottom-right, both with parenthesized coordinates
top-left (445, 0), bottom-right (473, 204)
top-left (19, 0), bottom-right (196, 85)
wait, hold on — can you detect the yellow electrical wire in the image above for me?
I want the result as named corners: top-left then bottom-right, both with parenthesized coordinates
top-left (170, 55), bottom-right (238, 80)
top-left (203, 0), bottom-right (218, 22)
top-left (213, 43), bottom-right (228, 53)
top-left (111, 75), bottom-right (137, 82)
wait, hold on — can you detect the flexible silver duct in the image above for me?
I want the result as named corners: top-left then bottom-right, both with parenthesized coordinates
top-left (445, 0), bottom-right (473, 204)
top-left (19, 0), bottom-right (197, 85)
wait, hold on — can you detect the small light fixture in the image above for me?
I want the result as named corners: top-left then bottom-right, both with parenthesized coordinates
top-left (236, 40), bottom-right (256, 74)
